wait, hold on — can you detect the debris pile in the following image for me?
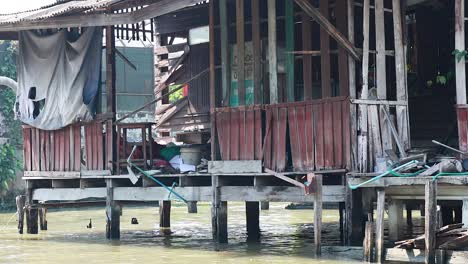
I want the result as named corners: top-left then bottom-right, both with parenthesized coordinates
top-left (396, 224), bottom-right (468, 250)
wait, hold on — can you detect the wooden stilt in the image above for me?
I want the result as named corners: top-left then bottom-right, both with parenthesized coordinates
top-left (425, 180), bottom-right (437, 264)
top-left (211, 175), bottom-right (219, 240)
top-left (159, 201), bottom-right (171, 228)
top-left (347, 187), bottom-right (364, 246)
top-left (16, 195), bottom-right (25, 234)
top-left (260, 201), bottom-right (269, 210)
top-left (217, 201), bottom-right (228, 243)
top-left (246, 201), bottom-right (260, 241)
top-left (187, 201), bottom-right (198, 214)
top-left (39, 208), bottom-right (48, 231)
top-left (212, 175), bottom-right (227, 243)
top-left (388, 199), bottom-right (403, 241)
top-left (314, 174), bottom-right (323, 256)
top-left (106, 179), bottom-right (120, 240)
top-left (441, 206), bottom-right (454, 226)
top-left (375, 189), bottom-right (385, 263)
top-left (363, 220), bottom-right (374, 262)
top-left (462, 199), bottom-right (468, 227)
top-left (25, 186), bottom-right (38, 235)
top-left (406, 204), bottom-right (413, 227)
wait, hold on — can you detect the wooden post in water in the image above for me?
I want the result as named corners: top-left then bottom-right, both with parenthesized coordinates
top-left (462, 199), bottom-right (468, 227)
top-left (212, 175), bottom-right (228, 243)
top-left (187, 201), bottom-right (198, 214)
top-left (246, 201), bottom-right (260, 241)
top-left (425, 180), bottom-right (437, 264)
top-left (388, 199), bottom-right (403, 241)
top-left (106, 179), bottom-right (120, 240)
top-left (314, 174), bottom-right (323, 256)
top-left (218, 201), bottom-right (228, 243)
top-left (160, 201), bottom-right (171, 228)
top-left (260, 201), bottom-right (269, 210)
top-left (39, 208), bottom-right (48, 231)
top-left (363, 218), bottom-right (374, 262)
top-left (375, 189), bottom-right (385, 263)
top-left (25, 184), bottom-right (38, 234)
top-left (16, 195), bottom-right (25, 234)
top-left (406, 204), bottom-right (413, 227)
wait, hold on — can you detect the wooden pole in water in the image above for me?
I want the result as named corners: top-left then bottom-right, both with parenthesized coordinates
top-left (314, 174), bottom-right (323, 256)
top-left (425, 180), bottom-right (437, 264)
top-left (246, 201), bottom-right (260, 241)
top-left (106, 179), bottom-right (120, 240)
top-left (16, 195), bottom-right (25, 234)
top-left (159, 201), bottom-right (171, 228)
top-left (25, 185), bottom-right (38, 234)
top-left (260, 201), bottom-right (269, 210)
top-left (187, 201), bottom-right (198, 214)
top-left (363, 220), bottom-right (374, 262)
top-left (375, 189), bottom-right (385, 263)
top-left (39, 208), bottom-right (47, 231)
top-left (218, 201), bottom-right (228, 243)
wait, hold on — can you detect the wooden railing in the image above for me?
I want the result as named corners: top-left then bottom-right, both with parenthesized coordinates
top-left (23, 121), bottom-right (110, 178)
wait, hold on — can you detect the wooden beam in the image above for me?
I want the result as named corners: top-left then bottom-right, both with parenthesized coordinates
top-left (0, 0), bottom-right (200, 32)
top-left (268, 0), bottom-right (278, 104)
top-left (106, 26), bottom-right (116, 172)
top-left (302, 12), bottom-right (313, 100)
top-left (319, 0), bottom-right (331, 98)
top-left (264, 168), bottom-right (305, 188)
top-left (455, 0), bottom-right (466, 105)
top-left (388, 199), bottom-right (404, 241)
top-left (294, 0), bottom-right (360, 61)
top-left (336, 0), bottom-right (349, 97)
top-left (285, 0), bottom-right (295, 102)
top-left (358, 0), bottom-right (370, 172)
top-left (209, 0), bottom-right (216, 161)
top-left (220, 0), bottom-right (231, 106)
top-left (425, 180), bottom-right (437, 264)
top-left (159, 200), bottom-right (171, 228)
top-left (236, 0), bottom-right (245, 106)
top-left (375, 0), bottom-right (387, 99)
top-left (348, 0), bottom-right (358, 170)
top-left (251, 0), bottom-right (262, 104)
top-left (393, 0), bottom-right (410, 150)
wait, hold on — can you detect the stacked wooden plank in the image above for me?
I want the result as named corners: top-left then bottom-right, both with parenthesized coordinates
top-left (396, 224), bottom-right (468, 250)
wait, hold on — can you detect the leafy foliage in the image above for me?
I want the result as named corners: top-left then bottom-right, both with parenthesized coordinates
top-left (0, 144), bottom-right (20, 194)
top-left (453, 49), bottom-right (468, 63)
top-left (0, 40), bottom-right (22, 201)
top-left (169, 84), bottom-right (184, 103)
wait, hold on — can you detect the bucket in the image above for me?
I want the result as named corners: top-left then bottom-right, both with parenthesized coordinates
top-left (180, 146), bottom-right (202, 165)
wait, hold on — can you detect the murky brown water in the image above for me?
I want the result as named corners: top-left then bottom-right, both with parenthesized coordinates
top-left (0, 202), bottom-right (361, 263)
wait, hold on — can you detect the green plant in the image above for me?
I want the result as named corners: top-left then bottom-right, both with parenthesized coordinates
top-left (169, 84), bottom-right (184, 103)
top-left (0, 143), bottom-right (20, 193)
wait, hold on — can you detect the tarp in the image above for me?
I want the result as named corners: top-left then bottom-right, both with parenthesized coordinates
top-left (15, 27), bottom-right (102, 130)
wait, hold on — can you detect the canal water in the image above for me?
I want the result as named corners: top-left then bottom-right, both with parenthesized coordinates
top-left (0, 202), bottom-right (360, 263)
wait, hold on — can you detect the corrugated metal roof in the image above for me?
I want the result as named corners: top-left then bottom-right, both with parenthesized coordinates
top-left (0, 0), bottom-right (121, 25)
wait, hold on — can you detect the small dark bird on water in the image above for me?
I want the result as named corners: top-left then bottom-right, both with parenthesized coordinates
top-left (131, 218), bottom-right (139, 225)
top-left (87, 219), bottom-right (92, 229)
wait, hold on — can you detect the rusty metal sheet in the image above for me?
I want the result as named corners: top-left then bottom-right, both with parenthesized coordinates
top-left (215, 105), bottom-right (263, 162)
top-left (457, 106), bottom-right (468, 152)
